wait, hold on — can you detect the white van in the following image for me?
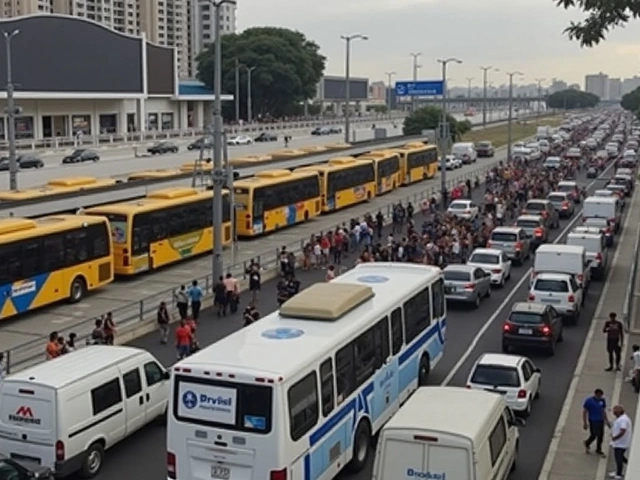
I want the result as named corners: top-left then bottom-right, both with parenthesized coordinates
top-left (566, 232), bottom-right (607, 280)
top-left (583, 196), bottom-right (621, 232)
top-left (372, 386), bottom-right (520, 480)
top-left (0, 346), bottom-right (170, 478)
top-left (451, 142), bottom-right (477, 164)
top-left (532, 244), bottom-right (590, 291)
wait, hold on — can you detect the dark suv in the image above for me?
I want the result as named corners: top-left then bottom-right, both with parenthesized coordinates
top-left (254, 132), bottom-right (278, 142)
top-left (502, 302), bottom-right (564, 355)
top-left (0, 154), bottom-right (44, 170)
top-left (61, 149), bottom-right (100, 164)
top-left (476, 141), bottom-right (495, 157)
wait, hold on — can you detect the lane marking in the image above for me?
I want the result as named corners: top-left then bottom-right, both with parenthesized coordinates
top-left (441, 160), bottom-right (616, 387)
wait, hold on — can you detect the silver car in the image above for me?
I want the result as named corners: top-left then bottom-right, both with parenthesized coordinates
top-left (487, 226), bottom-right (531, 265)
top-left (443, 264), bottom-right (491, 309)
top-left (546, 191), bottom-right (575, 218)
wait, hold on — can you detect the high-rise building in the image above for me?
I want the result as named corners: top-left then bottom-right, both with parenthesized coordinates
top-left (585, 73), bottom-right (609, 100)
top-left (622, 76), bottom-right (640, 96)
top-left (0, 0), bottom-right (236, 78)
top-left (608, 78), bottom-right (622, 100)
top-left (549, 78), bottom-right (568, 93)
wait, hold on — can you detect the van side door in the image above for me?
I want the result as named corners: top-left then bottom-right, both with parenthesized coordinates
top-left (488, 414), bottom-right (512, 480)
top-left (121, 366), bottom-right (147, 434)
top-left (142, 361), bottom-right (169, 421)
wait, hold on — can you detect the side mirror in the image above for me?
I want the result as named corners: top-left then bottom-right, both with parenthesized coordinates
top-left (534, 367), bottom-right (542, 373)
top-left (164, 371), bottom-right (171, 380)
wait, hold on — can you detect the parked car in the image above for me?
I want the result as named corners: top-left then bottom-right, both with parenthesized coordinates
top-left (0, 154), bottom-right (44, 170)
top-left (328, 126), bottom-right (342, 134)
top-left (227, 135), bottom-right (253, 145)
top-left (61, 149), bottom-right (100, 164)
top-left (254, 132), bottom-right (278, 142)
top-left (443, 264), bottom-right (491, 309)
top-left (187, 138), bottom-right (212, 150)
top-left (502, 302), bottom-right (563, 355)
top-left (476, 141), bottom-right (495, 157)
top-left (147, 141), bottom-right (179, 155)
top-left (311, 126), bottom-right (331, 135)
top-left (0, 455), bottom-right (53, 479)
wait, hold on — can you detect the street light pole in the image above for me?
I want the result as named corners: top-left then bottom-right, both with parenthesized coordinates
top-left (466, 77), bottom-right (474, 99)
top-left (534, 77), bottom-right (545, 119)
top-left (506, 71), bottom-right (524, 163)
top-left (4, 29), bottom-right (20, 191)
top-left (234, 58), bottom-right (240, 122)
top-left (341, 33), bottom-right (368, 144)
top-left (206, 0), bottom-right (236, 283)
top-left (246, 66), bottom-right (256, 123)
top-left (437, 57), bottom-right (462, 206)
top-left (410, 52), bottom-right (421, 112)
top-left (385, 71), bottom-right (396, 119)
top-left (480, 66), bottom-right (498, 129)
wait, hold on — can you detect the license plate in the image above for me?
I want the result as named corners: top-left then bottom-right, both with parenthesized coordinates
top-left (519, 328), bottom-right (533, 335)
top-left (541, 298), bottom-right (561, 304)
top-left (211, 465), bottom-right (230, 480)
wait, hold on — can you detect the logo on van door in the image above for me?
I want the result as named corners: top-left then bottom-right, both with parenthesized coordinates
top-left (8, 406), bottom-right (41, 425)
top-left (406, 469), bottom-right (446, 480)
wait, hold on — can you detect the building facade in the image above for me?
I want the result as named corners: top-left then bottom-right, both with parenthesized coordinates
top-left (0, 0), bottom-right (236, 78)
top-left (585, 73), bottom-right (609, 100)
top-left (608, 78), bottom-right (622, 101)
top-left (622, 76), bottom-right (640, 96)
top-left (0, 15), bottom-right (231, 142)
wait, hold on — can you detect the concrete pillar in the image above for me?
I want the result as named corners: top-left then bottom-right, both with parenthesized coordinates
top-left (33, 100), bottom-right (42, 140)
top-left (194, 101), bottom-right (204, 128)
top-left (91, 101), bottom-right (99, 136)
top-left (137, 98), bottom-right (146, 133)
top-left (179, 101), bottom-right (188, 129)
top-left (118, 100), bottom-right (127, 135)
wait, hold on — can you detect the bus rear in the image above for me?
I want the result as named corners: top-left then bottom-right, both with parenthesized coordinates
top-left (168, 366), bottom-right (284, 480)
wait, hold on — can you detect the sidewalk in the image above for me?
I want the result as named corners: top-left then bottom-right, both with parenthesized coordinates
top-left (539, 190), bottom-right (640, 480)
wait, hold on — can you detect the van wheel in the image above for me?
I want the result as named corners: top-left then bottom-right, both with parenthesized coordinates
top-left (69, 276), bottom-right (87, 303)
top-left (347, 420), bottom-right (371, 472)
top-left (81, 442), bottom-right (104, 478)
top-left (418, 355), bottom-right (431, 386)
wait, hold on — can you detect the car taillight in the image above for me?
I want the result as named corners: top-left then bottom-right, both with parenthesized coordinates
top-left (503, 323), bottom-right (511, 332)
top-left (517, 389), bottom-right (527, 399)
top-left (562, 201), bottom-right (569, 209)
top-left (486, 241), bottom-right (493, 247)
top-left (270, 469), bottom-right (288, 480)
top-left (528, 293), bottom-right (535, 301)
top-left (167, 452), bottom-right (177, 479)
top-left (515, 241), bottom-right (523, 251)
top-left (491, 269), bottom-right (502, 274)
top-left (541, 325), bottom-right (551, 335)
top-left (596, 252), bottom-right (603, 261)
top-left (56, 440), bottom-right (65, 461)
top-left (568, 295), bottom-right (575, 303)
top-left (534, 228), bottom-right (543, 237)
top-left (464, 283), bottom-right (476, 290)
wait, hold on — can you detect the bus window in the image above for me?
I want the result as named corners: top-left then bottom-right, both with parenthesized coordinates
top-left (353, 328), bottom-right (376, 387)
top-left (288, 372), bottom-right (319, 441)
top-left (431, 278), bottom-right (446, 319)
top-left (320, 359), bottom-right (335, 417)
top-left (335, 344), bottom-right (355, 402)
top-left (391, 308), bottom-right (404, 354)
top-left (403, 287), bottom-right (431, 343)
top-left (374, 316), bottom-right (390, 365)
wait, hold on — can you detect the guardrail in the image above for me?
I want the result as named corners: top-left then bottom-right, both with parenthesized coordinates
top-left (0, 114), bottom-right (408, 152)
top-left (1, 162), bottom-right (494, 373)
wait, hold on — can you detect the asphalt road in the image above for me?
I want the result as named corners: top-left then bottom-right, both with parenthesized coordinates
top-left (76, 155), bottom-right (619, 480)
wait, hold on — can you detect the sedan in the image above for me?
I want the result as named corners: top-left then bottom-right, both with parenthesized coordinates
top-left (254, 132), bottom-right (278, 142)
top-left (443, 264), bottom-right (491, 309)
top-left (0, 154), bottom-right (44, 170)
top-left (227, 135), bottom-right (253, 145)
top-left (311, 127), bottom-right (331, 135)
top-left (446, 199), bottom-right (479, 220)
top-left (515, 214), bottom-right (549, 245)
top-left (502, 302), bottom-right (563, 355)
top-left (546, 191), bottom-right (575, 218)
top-left (467, 248), bottom-right (512, 287)
top-left (439, 154), bottom-right (461, 170)
top-left (61, 149), bottom-right (99, 164)
top-left (187, 138), bottom-right (212, 150)
top-left (147, 141), bottom-right (179, 154)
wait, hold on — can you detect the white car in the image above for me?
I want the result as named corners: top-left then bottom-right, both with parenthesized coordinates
top-left (466, 353), bottom-right (541, 417)
top-left (528, 272), bottom-right (582, 322)
top-left (227, 135), bottom-right (253, 145)
top-left (538, 139), bottom-right (550, 154)
top-left (467, 248), bottom-right (512, 287)
top-left (524, 143), bottom-right (542, 161)
top-left (446, 199), bottom-right (479, 220)
top-left (439, 154), bottom-right (461, 170)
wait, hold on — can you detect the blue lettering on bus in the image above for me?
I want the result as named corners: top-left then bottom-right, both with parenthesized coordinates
top-left (200, 395), bottom-right (233, 406)
top-left (406, 468), bottom-right (446, 479)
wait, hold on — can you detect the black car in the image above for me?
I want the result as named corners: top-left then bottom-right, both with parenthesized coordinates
top-left (0, 455), bottom-right (53, 479)
top-left (61, 149), bottom-right (100, 164)
top-left (0, 154), bottom-right (44, 170)
top-left (502, 302), bottom-right (563, 355)
top-left (586, 166), bottom-right (598, 178)
top-left (254, 132), bottom-right (278, 142)
top-left (187, 138), bottom-right (212, 150)
top-left (476, 141), bottom-right (495, 157)
top-left (328, 126), bottom-right (342, 134)
top-left (311, 127), bottom-right (330, 135)
top-left (147, 141), bottom-right (179, 155)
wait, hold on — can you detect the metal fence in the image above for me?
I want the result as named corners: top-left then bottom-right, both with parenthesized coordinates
top-left (1, 162), bottom-right (494, 373)
top-left (623, 202), bottom-right (640, 332)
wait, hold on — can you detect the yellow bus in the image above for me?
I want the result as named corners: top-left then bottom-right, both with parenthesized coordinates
top-left (393, 142), bottom-right (439, 184)
top-left (0, 176), bottom-right (121, 201)
top-left (84, 188), bottom-right (231, 275)
top-left (358, 150), bottom-right (401, 195)
top-left (233, 170), bottom-right (321, 237)
top-left (127, 169), bottom-right (182, 181)
top-left (0, 214), bottom-right (113, 320)
top-left (297, 157), bottom-right (376, 212)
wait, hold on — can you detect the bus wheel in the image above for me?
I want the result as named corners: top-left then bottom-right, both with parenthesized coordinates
top-left (69, 276), bottom-right (87, 304)
top-left (366, 191), bottom-right (372, 200)
top-left (418, 354), bottom-right (431, 386)
top-left (347, 419), bottom-right (371, 473)
top-left (304, 211), bottom-right (309, 221)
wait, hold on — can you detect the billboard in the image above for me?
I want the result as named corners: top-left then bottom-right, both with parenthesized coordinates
top-left (320, 76), bottom-right (369, 101)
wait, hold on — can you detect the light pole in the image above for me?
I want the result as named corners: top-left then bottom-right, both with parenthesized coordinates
top-left (437, 57), bottom-right (462, 205)
top-left (506, 71), bottom-right (524, 163)
top-left (385, 71), bottom-right (396, 119)
top-left (206, 0), bottom-right (236, 283)
top-left (466, 77), bottom-right (474, 99)
top-left (480, 65), bottom-right (498, 128)
top-left (246, 66), bottom-right (256, 123)
top-left (341, 33), bottom-right (368, 144)
top-left (534, 77), bottom-right (545, 119)
top-left (234, 58), bottom-right (240, 122)
top-left (4, 29), bottom-right (20, 191)
top-left (410, 52), bottom-right (421, 112)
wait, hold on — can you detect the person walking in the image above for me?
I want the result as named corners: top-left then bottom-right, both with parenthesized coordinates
top-left (157, 301), bottom-right (170, 344)
top-left (604, 312), bottom-right (624, 371)
top-left (582, 388), bottom-right (609, 457)
top-left (609, 404), bottom-right (632, 479)
top-left (248, 263), bottom-right (261, 304)
top-left (188, 280), bottom-right (203, 321)
top-left (103, 312), bottom-right (116, 345)
top-left (223, 273), bottom-right (239, 314)
top-left (175, 285), bottom-right (189, 320)
top-left (175, 319), bottom-right (193, 360)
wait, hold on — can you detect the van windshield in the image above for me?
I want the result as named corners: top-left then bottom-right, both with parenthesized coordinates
top-left (471, 365), bottom-right (520, 387)
top-left (172, 376), bottom-right (273, 434)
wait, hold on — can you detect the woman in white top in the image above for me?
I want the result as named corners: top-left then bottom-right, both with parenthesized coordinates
top-left (609, 404), bottom-right (633, 479)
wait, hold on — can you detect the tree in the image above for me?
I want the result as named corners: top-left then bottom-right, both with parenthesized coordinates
top-left (197, 27), bottom-right (325, 119)
top-left (554, 0), bottom-right (640, 46)
top-left (621, 87), bottom-right (640, 112)
top-left (546, 89), bottom-right (600, 109)
top-left (402, 106), bottom-right (471, 139)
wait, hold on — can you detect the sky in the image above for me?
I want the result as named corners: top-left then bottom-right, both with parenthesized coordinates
top-left (237, 0), bottom-right (640, 89)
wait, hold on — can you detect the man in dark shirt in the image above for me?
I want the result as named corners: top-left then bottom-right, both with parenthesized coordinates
top-left (582, 388), bottom-right (609, 456)
top-left (603, 312), bottom-right (624, 371)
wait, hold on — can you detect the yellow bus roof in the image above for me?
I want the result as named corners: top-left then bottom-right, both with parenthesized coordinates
top-left (0, 214), bottom-right (107, 243)
top-left (84, 188), bottom-right (228, 216)
top-left (180, 161), bottom-right (213, 172)
top-left (234, 169), bottom-right (319, 189)
top-left (0, 177), bottom-right (119, 201)
top-left (127, 169), bottom-right (182, 181)
top-left (358, 150), bottom-right (400, 161)
top-left (295, 157), bottom-right (373, 173)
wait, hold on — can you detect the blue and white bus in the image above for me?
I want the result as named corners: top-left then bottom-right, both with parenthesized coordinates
top-left (166, 263), bottom-right (447, 480)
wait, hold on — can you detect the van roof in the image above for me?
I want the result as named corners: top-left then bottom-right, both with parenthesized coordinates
top-left (383, 387), bottom-right (504, 445)
top-left (5, 346), bottom-right (149, 389)
top-left (535, 244), bottom-right (585, 255)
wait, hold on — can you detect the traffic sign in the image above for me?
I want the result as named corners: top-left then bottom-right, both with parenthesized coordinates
top-left (395, 80), bottom-right (444, 97)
